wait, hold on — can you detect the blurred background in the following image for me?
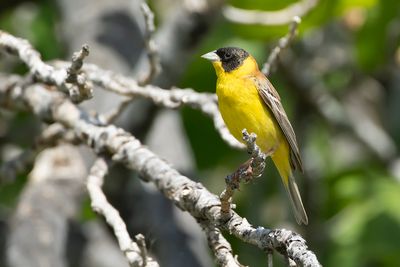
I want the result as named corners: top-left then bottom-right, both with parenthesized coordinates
top-left (1, 0), bottom-right (400, 266)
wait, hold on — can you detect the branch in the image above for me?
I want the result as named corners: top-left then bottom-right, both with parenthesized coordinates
top-left (139, 1), bottom-right (161, 85)
top-left (0, 31), bottom-right (93, 102)
top-left (104, 1), bottom-right (161, 123)
top-left (262, 16), bottom-right (301, 77)
top-left (0, 81), bottom-right (320, 267)
top-left (87, 158), bottom-right (159, 267)
top-left (223, 0), bottom-right (318, 26)
top-left (65, 44), bottom-right (93, 102)
top-left (201, 222), bottom-right (244, 267)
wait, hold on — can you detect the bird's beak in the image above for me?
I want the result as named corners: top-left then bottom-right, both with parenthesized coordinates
top-left (201, 50), bottom-right (219, 62)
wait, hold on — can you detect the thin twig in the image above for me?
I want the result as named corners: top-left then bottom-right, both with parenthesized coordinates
top-left (223, 0), bottom-right (318, 26)
top-left (262, 16), bottom-right (301, 77)
top-left (87, 158), bottom-right (159, 267)
top-left (104, 1), bottom-right (161, 123)
top-left (103, 98), bottom-right (132, 123)
top-left (139, 1), bottom-right (161, 85)
top-left (65, 44), bottom-right (93, 102)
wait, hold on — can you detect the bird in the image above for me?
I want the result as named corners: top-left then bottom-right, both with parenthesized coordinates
top-left (202, 47), bottom-right (308, 225)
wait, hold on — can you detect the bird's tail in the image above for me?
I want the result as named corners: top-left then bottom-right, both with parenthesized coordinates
top-left (271, 145), bottom-right (308, 225)
top-left (284, 173), bottom-right (308, 225)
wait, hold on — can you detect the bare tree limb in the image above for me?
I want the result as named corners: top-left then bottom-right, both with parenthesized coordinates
top-left (262, 16), bottom-right (301, 77)
top-left (0, 31), bottom-right (91, 102)
top-left (87, 158), bottom-right (159, 267)
top-left (223, 0), bottom-right (318, 26)
top-left (201, 222), bottom-right (244, 267)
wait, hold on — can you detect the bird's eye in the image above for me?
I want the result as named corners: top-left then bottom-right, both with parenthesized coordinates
top-left (224, 53), bottom-right (232, 60)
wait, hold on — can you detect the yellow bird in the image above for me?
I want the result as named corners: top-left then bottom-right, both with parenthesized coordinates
top-left (202, 47), bottom-right (308, 225)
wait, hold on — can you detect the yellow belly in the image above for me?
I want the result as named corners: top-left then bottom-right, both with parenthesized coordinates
top-left (216, 76), bottom-right (281, 154)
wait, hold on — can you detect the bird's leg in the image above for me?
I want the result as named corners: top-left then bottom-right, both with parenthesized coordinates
top-left (219, 129), bottom-right (267, 219)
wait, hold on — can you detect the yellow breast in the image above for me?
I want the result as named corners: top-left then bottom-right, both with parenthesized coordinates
top-left (216, 73), bottom-right (281, 154)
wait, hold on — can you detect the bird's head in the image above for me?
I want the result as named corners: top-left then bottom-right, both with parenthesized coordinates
top-left (201, 47), bottom-right (258, 76)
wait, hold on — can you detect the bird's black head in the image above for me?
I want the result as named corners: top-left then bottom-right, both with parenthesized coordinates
top-left (216, 47), bottom-right (249, 72)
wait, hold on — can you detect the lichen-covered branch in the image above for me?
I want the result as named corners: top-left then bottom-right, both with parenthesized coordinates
top-left (65, 44), bottom-right (93, 102)
top-left (87, 158), bottom-right (159, 267)
top-left (223, 0), bottom-right (318, 26)
top-left (0, 79), bottom-right (320, 267)
top-left (201, 222), bottom-right (244, 267)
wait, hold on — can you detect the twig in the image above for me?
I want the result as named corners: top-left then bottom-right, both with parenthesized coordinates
top-left (201, 222), bottom-right (245, 267)
top-left (87, 158), bottom-right (159, 267)
top-left (103, 98), bottom-right (133, 123)
top-left (135, 234), bottom-right (149, 267)
top-left (65, 44), bottom-right (93, 102)
top-left (223, 0), bottom-right (318, 26)
top-left (262, 16), bottom-right (301, 77)
top-left (139, 1), bottom-right (161, 85)
top-left (0, 31), bottom-right (92, 102)
top-left (220, 129), bottom-right (266, 217)
top-left (104, 1), bottom-right (160, 123)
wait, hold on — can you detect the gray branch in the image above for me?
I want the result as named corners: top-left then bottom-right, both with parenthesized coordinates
top-left (138, 1), bottom-right (161, 85)
top-left (65, 44), bottom-right (93, 102)
top-left (87, 158), bottom-right (159, 267)
top-left (201, 222), bottom-right (244, 267)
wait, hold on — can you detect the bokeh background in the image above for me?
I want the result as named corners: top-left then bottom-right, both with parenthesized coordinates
top-left (1, 0), bottom-right (400, 266)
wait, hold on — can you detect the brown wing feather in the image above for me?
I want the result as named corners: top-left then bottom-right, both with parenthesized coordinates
top-left (252, 75), bottom-right (303, 173)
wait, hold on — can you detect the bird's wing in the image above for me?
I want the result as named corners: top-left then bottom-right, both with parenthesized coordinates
top-left (252, 75), bottom-right (304, 173)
